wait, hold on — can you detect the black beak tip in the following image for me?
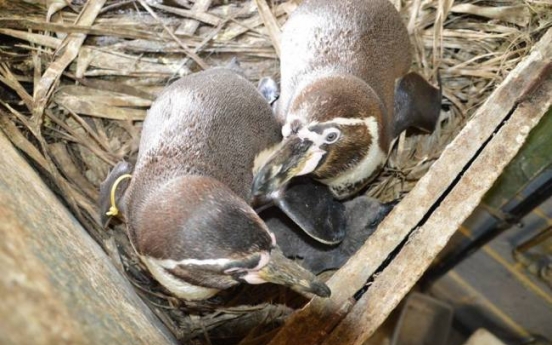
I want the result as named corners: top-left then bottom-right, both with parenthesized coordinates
top-left (251, 181), bottom-right (265, 198)
top-left (251, 172), bottom-right (274, 197)
top-left (312, 282), bottom-right (331, 298)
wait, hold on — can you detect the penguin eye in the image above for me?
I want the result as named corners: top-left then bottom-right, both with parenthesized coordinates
top-left (324, 130), bottom-right (340, 144)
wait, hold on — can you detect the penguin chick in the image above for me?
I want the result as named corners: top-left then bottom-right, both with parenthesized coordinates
top-left (102, 67), bottom-right (330, 301)
top-left (262, 194), bottom-right (393, 274)
top-left (251, 0), bottom-right (441, 200)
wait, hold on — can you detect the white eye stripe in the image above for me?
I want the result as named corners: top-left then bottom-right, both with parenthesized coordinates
top-left (322, 117), bottom-right (366, 126)
top-left (284, 116), bottom-right (366, 145)
top-left (320, 116), bottom-right (386, 191)
top-left (141, 257), bottom-right (220, 300)
top-left (297, 127), bottom-right (326, 146)
top-left (282, 124), bottom-right (292, 137)
top-left (297, 126), bottom-right (341, 147)
top-left (152, 257), bottom-right (232, 269)
top-left (282, 115), bottom-right (305, 138)
top-left (285, 115), bottom-right (366, 128)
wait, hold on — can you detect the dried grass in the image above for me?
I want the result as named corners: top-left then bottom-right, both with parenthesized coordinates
top-left (0, 0), bottom-right (551, 344)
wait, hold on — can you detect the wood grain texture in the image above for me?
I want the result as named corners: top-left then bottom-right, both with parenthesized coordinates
top-left (0, 130), bottom-right (177, 345)
top-left (463, 329), bottom-right (507, 345)
top-left (268, 28), bottom-right (552, 345)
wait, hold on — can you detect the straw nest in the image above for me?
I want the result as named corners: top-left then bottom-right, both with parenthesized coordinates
top-left (0, 0), bottom-right (550, 343)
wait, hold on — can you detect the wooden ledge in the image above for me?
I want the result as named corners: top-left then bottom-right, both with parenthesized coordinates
top-left (268, 28), bottom-right (552, 345)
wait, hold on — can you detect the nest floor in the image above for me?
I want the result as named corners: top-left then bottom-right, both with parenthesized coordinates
top-left (0, 0), bottom-right (551, 344)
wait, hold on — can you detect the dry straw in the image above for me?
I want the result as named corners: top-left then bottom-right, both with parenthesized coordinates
top-left (0, 0), bottom-right (550, 343)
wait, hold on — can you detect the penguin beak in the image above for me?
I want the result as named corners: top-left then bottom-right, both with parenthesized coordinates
top-left (252, 136), bottom-right (325, 198)
top-left (257, 248), bottom-right (331, 298)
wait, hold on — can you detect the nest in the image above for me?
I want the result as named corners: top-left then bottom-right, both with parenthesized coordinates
top-left (0, 0), bottom-right (550, 344)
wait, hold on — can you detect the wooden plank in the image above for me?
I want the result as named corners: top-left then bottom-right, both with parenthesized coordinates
top-left (484, 108), bottom-right (552, 209)
top-left (322, 72), bottom-right (552, 345)
top-left (267, 27), bottom-right (552, 345)
top-left (463, 329), bottom-right (507, 345)
top-left (0, 130), bottom-right (177, 345)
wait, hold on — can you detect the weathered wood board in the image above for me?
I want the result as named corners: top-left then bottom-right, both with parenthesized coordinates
top-left (323, 64), bottom-right (552, 345)
top-left (0, 130), bottom-right (177, 345)
top-left (463, 329), bottom-right (508, 345)
top-left (484, 108), bottom-right (552, 209)
top-left (268, 28), bottom-right (552, 345)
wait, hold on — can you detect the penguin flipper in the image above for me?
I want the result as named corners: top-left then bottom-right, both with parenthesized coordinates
top-left (257, 76), bottom-right (283, 123)
top-left (392, 72), bottom-right (442, 138)
top-left (257, 77), bottom-right (279, 106)
top-left (99, 160), bottom-right (133, 228)
top-left (273, 177), bottom-right (347, 245)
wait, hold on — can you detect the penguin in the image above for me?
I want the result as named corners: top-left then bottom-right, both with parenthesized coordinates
top-left (99, 66), bottom-right (330, 301)
top-left (251, 0), bottom-right (442, 201)
top-left (261, 177), bottom-right (394, 274)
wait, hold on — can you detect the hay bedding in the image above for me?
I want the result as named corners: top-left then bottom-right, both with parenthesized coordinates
top-left (0, 0), bottom-right (550, 343)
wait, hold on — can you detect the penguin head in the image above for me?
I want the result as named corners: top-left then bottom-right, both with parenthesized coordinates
top-left (129, 175), bottom-right (330, 300)
top-left (252, 75), bottom-right (388, 200)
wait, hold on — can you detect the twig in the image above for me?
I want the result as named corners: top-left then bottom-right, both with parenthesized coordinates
top-left (137, 0), bottom-right (209, 70)
top-left (32, 0), bottom-right (107, 128)
top-left (253, 0), bottom-right (282, 57)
